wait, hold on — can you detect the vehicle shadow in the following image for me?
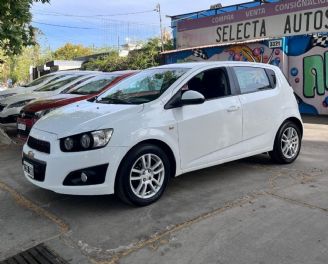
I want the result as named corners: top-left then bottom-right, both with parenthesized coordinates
top-left (302, 115), bottom-right (328, 125)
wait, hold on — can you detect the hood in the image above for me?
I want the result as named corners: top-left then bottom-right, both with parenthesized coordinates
top-left (34, 101), bottom-right (143, 137)
top-left (0, 86), bottom-right (34, 96)
top-left (0, 91), bottom-right (52, 106)
top-left (22, 94), bottom-right (86, 113)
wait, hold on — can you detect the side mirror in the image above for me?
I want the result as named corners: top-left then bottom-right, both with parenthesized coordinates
top-left (181, 90), bottom-right (205, 105)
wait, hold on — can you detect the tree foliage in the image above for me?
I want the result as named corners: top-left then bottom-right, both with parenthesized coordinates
top-left (53, 43), bottom-right (93, 60)
top-left (0, 45), bottom-right (51, 83)
top-left (83, 38), bottom-right (173, 72)
top-left (0, 0), bottom-right (50, 56)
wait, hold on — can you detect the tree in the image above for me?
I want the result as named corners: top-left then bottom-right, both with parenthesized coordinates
top-left (83, 37), bottom-right (173, 72)
top-left (0, 0), bottom-right (50, 56)
top-left (53, 43), bottom-right (93, 60)
top-left (0, 45), bottom-right (54, 84)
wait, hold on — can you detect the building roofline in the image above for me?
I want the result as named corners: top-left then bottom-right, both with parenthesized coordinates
top-left (167, 0), bottom-right (276, 19)
top-left (160, 37), bottom-right (277, 55)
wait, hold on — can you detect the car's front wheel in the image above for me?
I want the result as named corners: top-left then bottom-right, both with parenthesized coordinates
top-left (269, 121), bottom-right (301, 164)
top-left (115, 144), bottom-right (170, 206)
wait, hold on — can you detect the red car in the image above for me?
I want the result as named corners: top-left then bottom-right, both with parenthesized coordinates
top-left (17, 71), bottom-right (137, 139)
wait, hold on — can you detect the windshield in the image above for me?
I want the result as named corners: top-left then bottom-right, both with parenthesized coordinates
top-left (34, 76), bottom-right (82, 92)
top-left (97, 68), bottom-right (188, 105)
top-left (23, 75), bottom-right (54, 87)
top-left (68, 75), bottom-right (118, 95)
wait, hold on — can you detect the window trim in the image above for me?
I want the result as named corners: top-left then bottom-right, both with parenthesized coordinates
top-left (231, 66), bottom-right (276, 95)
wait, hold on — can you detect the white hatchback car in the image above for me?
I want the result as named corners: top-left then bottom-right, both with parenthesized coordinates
top-left (23, 62), bottom-right (303, 206)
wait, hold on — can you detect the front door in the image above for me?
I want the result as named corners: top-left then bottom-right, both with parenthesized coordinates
top-left (173, 67), bottom-right (243, 171)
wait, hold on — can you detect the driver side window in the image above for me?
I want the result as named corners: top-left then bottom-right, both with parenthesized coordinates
top-left (185, 68), bottom-right (231, 100)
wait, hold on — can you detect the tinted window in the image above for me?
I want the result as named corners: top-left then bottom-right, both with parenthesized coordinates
top-left (265, 69), bottom-right (277, 88)
top-left (68, 76), bottom-right (118, 95)
top-left (233, 67), bottom-right (271, 94)
top-left (23, 75), bottom-right (54, 87)
top-left (35, 76), bottom-right (81, 92)
top-left (186, 68), bottom-right (231, 100)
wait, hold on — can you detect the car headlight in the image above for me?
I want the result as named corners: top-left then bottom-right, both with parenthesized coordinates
top-left (35, 108), bottom-right (56, 119)
top-left (8, 99), bottom-right (34, 108)
top-left (60, 129), bottom-right (113, 152)
top-left (0, 93), bottom-right (16, 100)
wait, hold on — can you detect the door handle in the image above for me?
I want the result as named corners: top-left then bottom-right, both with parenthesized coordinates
top-left (227, 105), bottom-right (240, 112)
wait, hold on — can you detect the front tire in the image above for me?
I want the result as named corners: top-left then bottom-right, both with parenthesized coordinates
top-left (115, 144), bottom-right (170, 206)
top-left (269, 121), bottom-right (301, 164)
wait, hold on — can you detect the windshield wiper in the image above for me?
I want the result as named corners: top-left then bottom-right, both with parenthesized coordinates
top-left (97, 97), bottom-right (133, 104)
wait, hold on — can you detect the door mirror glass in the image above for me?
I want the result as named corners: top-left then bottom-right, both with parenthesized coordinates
top-left (181, 90), bottom-right (205, 105)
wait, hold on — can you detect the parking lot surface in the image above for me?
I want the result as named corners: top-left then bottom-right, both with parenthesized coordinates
top-left (0, 116), bottom-right (328, 264)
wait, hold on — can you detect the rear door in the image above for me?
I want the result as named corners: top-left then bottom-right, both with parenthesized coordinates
top-left (173, 67), bottom-right (243, 171)
top-left (232, 66), bottom-right (279, 151)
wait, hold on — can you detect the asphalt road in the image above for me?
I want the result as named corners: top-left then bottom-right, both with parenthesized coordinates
top-left (0, 116), bottom-right (327, 264)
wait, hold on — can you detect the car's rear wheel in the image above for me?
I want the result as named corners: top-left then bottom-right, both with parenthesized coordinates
top-left (269, 121), bottom-right (301, 164)
top-left (115, 144), bottom-right (170, 206)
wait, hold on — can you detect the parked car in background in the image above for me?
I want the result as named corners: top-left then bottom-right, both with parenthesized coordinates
top-left (0, 84), bottom-right (6, 91)
top-left (0, 72), bottom-right (71, 100)
top-left (0, 72), bottom-right (98, 126)
top-left (17, 71), bottom-right (137, 138)
top-left (22, 62), bottom-right (303, 206)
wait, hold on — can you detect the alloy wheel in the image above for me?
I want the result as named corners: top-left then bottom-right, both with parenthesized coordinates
top-left (129, 153), bottom-right (165, 199)
top-left (281, 127), bottom-right (299, 159)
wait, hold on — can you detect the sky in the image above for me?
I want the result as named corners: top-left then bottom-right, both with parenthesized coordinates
top-left (31, 0), bottom-right (246, 50)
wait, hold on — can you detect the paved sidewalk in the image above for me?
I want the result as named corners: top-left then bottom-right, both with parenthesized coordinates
top-left (0, 118), bottom-right (327, 264)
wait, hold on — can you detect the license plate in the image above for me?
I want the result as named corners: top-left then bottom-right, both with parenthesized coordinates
top-left (18, 123), bottom-right (26, 131)
top-left (23, 160), bottom-right (34, 179)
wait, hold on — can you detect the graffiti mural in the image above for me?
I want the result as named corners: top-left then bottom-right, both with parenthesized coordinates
top-left (164, 34), bottom-right (328, 115)
top-left (288, 34), bottom-right (328, 115)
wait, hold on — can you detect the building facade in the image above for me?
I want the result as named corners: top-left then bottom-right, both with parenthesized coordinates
top-left (164, 0), bottom-right (328, 115)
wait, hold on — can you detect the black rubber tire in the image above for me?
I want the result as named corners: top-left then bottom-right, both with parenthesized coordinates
top-left (115, 144), bottom-right (171, 206)
top-left (269, 121), bottom-right (302, 164)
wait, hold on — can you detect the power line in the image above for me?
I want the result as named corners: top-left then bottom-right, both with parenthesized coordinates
top-left (32, 21), bottom-right (97, 30)
top-left (32, 9), bottom-right (156, 18)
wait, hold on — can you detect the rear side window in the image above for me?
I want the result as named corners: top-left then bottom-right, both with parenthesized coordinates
top-left (265, 69), bottom-right (277, 88)
top-left (233, 67), bottom-right (272, 94)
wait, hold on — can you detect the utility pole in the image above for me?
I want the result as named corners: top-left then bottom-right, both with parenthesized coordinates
top-left (155, 3), bottom-right (164, 52)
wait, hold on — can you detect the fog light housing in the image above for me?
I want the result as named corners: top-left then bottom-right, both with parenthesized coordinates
top-left (63, 164), bottom-right (108, 186)
top-left (81, 172), bottom-right (88, 182)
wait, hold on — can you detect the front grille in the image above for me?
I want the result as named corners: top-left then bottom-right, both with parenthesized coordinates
top-left (27, 136), bottom-right (51, 154)
top-left (0, 115), bottom-right (18, 124)
top-left (22, 154), bottom-right (47, 182)
top-left (0, 104), bottom-right (6, 112)
top-left (18, 126), bottom-right (31, 137)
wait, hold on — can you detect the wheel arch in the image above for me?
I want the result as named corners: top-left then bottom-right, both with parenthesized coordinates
top-left (115, 139), bottom-right (177, 187)
top-left (283, 117), bottom-right (303, 138)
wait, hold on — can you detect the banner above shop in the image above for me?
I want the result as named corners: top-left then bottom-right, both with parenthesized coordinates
top-left (177, 0), bottom-right (328, 49)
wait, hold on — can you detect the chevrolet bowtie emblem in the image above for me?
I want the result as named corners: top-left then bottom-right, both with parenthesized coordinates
top-left (27, 151), bottom-right (34, 159)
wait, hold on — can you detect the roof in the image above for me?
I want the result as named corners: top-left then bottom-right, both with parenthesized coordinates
top-left (153, 61), bottom-right (279, 70)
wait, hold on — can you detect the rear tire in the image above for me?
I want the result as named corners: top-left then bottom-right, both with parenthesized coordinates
top-left (115, 144), bottom-right (170, 206)
top-left (269, 121), bottom-right (301, 164)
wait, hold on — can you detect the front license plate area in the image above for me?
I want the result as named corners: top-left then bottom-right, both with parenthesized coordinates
top-left (17, 123), bottom-right (26, 131)
top-left (23, 160), bottom-right (34, 179)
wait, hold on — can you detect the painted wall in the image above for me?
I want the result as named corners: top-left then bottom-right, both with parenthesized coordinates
top-left (164, 34), bottom-right (328, 115)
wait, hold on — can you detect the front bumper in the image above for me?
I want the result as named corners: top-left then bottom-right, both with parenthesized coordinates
top-left (0, 106), bottom-right (22, 124)
top-left (22, 128), bottom-right (129, 195)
